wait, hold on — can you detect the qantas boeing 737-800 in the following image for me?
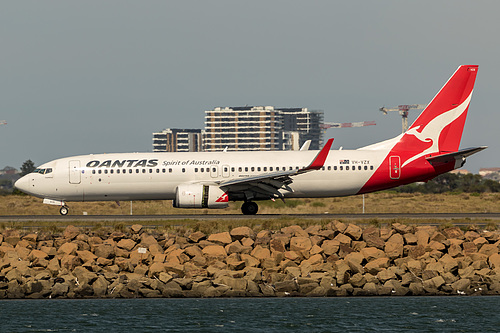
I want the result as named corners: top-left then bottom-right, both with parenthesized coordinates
top-left (15, 65), bottom-right (486, 215)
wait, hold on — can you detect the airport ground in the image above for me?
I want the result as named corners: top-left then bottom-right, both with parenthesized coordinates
top-left (0, 192), bottom-right (499, 232)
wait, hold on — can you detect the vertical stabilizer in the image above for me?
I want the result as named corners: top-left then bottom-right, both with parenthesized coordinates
top-left (396, 65), bottom-right (478, 167)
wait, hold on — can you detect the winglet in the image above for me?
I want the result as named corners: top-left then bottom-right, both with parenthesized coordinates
top-left (304, 138), bottom-right (334, 171)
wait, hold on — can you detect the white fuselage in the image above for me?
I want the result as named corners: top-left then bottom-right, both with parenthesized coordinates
top-left (17, 149), bottom-right (388, 202)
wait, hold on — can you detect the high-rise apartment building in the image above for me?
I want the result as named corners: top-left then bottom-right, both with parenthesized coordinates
top-left (152, 128), bottom-right (204, 152)
top-left (204, 106), bottom-right (282, 151)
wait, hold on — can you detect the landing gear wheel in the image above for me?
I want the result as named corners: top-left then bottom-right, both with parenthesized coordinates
top-left (241, 201), bottom-right (258, 215)
top-left (59, 206), bottom-right (69, 216)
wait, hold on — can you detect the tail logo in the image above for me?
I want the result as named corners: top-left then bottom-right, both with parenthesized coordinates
top-left (401, 92), bottom-right (472, 168)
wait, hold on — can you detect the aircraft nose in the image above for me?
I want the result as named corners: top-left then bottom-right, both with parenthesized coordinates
top-left (14, 175), bottom-right (31, 194)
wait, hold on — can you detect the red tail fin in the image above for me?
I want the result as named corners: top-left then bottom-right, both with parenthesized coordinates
top-left (406, 65), bottom-right (478, 152)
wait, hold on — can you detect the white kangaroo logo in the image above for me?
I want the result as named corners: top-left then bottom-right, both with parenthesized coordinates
top-left (401, 92), bottom-right (472, 168)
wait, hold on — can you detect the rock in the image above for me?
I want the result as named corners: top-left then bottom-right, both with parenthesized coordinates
top-left (363, 227), bottom-right (385, 249)
top-left (117, 238), bottom-right (136, 251)
top-left (230, 227), bottom-right (255, 240)
top-left (442, 227), bottom-right (464, 240)
top-left (479, 244), bottom-right (498, 256)
top-left (77, 250), bottom-right (97, 263)
top-left (360, 247), bottom-right (386, 262)
top-left (188, 231), bottom-right (206, 243)
top-left (202, 245), bottom-right (227, 259)
top-left (130, 224), bottom-right (143, 234)
top-left (274, 279), bottom-right (297, 292)
top-left (51, 282), bottom-right (70, 298)
top-left (365, 257), bottom-right (390, 275)
top-left (385, 233), bottom-right (404, 259)
top-left (251, 245), bottom-right (271, 260)
top-left (290, 237), bottom-right (312, 252)
top-left (344, 224), bottom-right (363, 241)
top-left (489, 253), bottom-right (500, 269)
top-left (321, 239), bottom-right (340, 256)
top-left (94, 244), bottom-right (115, 259)
top-left (415, 230), bottom-right (429, 246)
top-left (281, 225), bottom-right (308, 238)
top-left (208, 232), bottom-right (232, 245)
top-left (93, 276), bottom-right (109, 296)
top-left (58, 242), bottom-right (78, 256)
top-left (63, 225), bottom-right (80, 240)
top-left (334, 234), bottom-right (352, 247)
top-left (452, 278), bottom-right (471, 293)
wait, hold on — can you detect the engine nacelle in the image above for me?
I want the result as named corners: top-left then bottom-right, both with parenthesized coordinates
top-left (173, 184), bottom-right (229, 209)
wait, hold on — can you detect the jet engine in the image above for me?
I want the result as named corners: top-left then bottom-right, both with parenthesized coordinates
top-left (173, 184), bottom-right (229, 209)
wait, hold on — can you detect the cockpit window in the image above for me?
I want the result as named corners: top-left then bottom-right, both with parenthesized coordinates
top-left (32, 168), bottom-right (53, 175)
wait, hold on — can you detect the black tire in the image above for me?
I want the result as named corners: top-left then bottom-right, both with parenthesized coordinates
top-left (241, 201), bottom-right (258, 215)
top-left (60, 206), bottom-right (69, 215)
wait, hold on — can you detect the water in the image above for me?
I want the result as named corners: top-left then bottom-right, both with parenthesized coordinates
top-left (0, 297), bottom-right (498, 332)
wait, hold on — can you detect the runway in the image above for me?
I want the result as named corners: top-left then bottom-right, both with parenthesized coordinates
top-left (1, 212), bottom-right (499, 223)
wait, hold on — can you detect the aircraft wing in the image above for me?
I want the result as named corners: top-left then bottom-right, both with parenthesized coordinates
top-left (215, 138), bottom-right (334, 199)
top-left (426, 146), bottom-right (487, 166)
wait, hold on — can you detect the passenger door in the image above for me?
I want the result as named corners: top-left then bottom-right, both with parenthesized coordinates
top-left (69, 160), bottom-right (81, 184)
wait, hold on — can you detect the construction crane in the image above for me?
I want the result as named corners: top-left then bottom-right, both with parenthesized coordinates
top-left (379, 104), bottom-right (426, 133)
top-left (320, 121), bottom-right (376, 133)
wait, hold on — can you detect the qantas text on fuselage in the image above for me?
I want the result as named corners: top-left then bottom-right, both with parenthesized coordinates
top-left (14, 65), bottom-right (486, 215)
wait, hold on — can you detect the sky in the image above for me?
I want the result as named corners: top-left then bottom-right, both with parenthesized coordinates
top-left (1, 1), bottom-right (499, 173)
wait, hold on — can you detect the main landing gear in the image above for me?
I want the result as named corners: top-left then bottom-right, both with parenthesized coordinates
top-left (241, 201), bottom-right (258, 215)
top-left (59, 206), bottom-right (69, 215)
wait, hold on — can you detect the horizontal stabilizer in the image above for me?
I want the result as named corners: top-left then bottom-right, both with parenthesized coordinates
top-left (426, 146), bottom-right (487, 166)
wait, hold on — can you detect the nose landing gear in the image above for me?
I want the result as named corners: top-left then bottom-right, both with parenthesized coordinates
top-left (59, 206), bottom-right (69, 215)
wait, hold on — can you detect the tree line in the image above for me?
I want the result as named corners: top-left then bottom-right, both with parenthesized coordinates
top-left (394, 172), bottom-right (500, 194)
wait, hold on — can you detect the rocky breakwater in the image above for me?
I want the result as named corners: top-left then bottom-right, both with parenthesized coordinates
top-left (0, 222), bottom-right (499, 299)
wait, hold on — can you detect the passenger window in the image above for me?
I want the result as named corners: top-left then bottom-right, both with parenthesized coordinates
top-left (129, 169), bottom-right (132, 174)
top-left (231, 167), bottom-right (235, 172)
top-left (370, 166), bottom-right (374, 170)
top-left (149, 169), bottom-right (153, 173)
top-left (92, 170), bottom-right (96, 174)
top-left (238, 167), bottom-right (242, 172)
top-left (169, 168), bottom-right (172, 173)
top-left (142, 169), bottom-right (146, 173)
top-left (364, 166), bottom-right (367, 170)
top-left (110, 169), bottom-right (114, 174)
top-left (195, 168), bottom-right (198, 173)
top-left (136, 169), bottom-right (139, 173)
top-left (340, 166), bottom-right (343, 171)
top-left (251, 167), bottom-right (255, 172)
top-left (162, 169), bottom-right (166, 173)
top-left (117, 169), bottom-right (120, 174)
top-left (270, 167), bottom-right (273, 172)
top-left (358, 166), bottom-right (361, 170)
top-left (182, 168), bottom-right (186, 173)
top-left (257, 167), bottom-right (261, 172)
top-left (245, 167), bottom-right (248, 172)
top-left (346, 166), bottom-right (349, 170)
top-left (321, 167), bottom-right (325, 171)
top-left (98, 170), bottom-right (102, 174)
top-left (156, 169), bottom-right (160, 173)
top-left (334, 166), bottom-right (337, 171)
top-left (224, 167), bottom-right (228, 172)
top-left (328, 166), bottom-right (331, 171)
